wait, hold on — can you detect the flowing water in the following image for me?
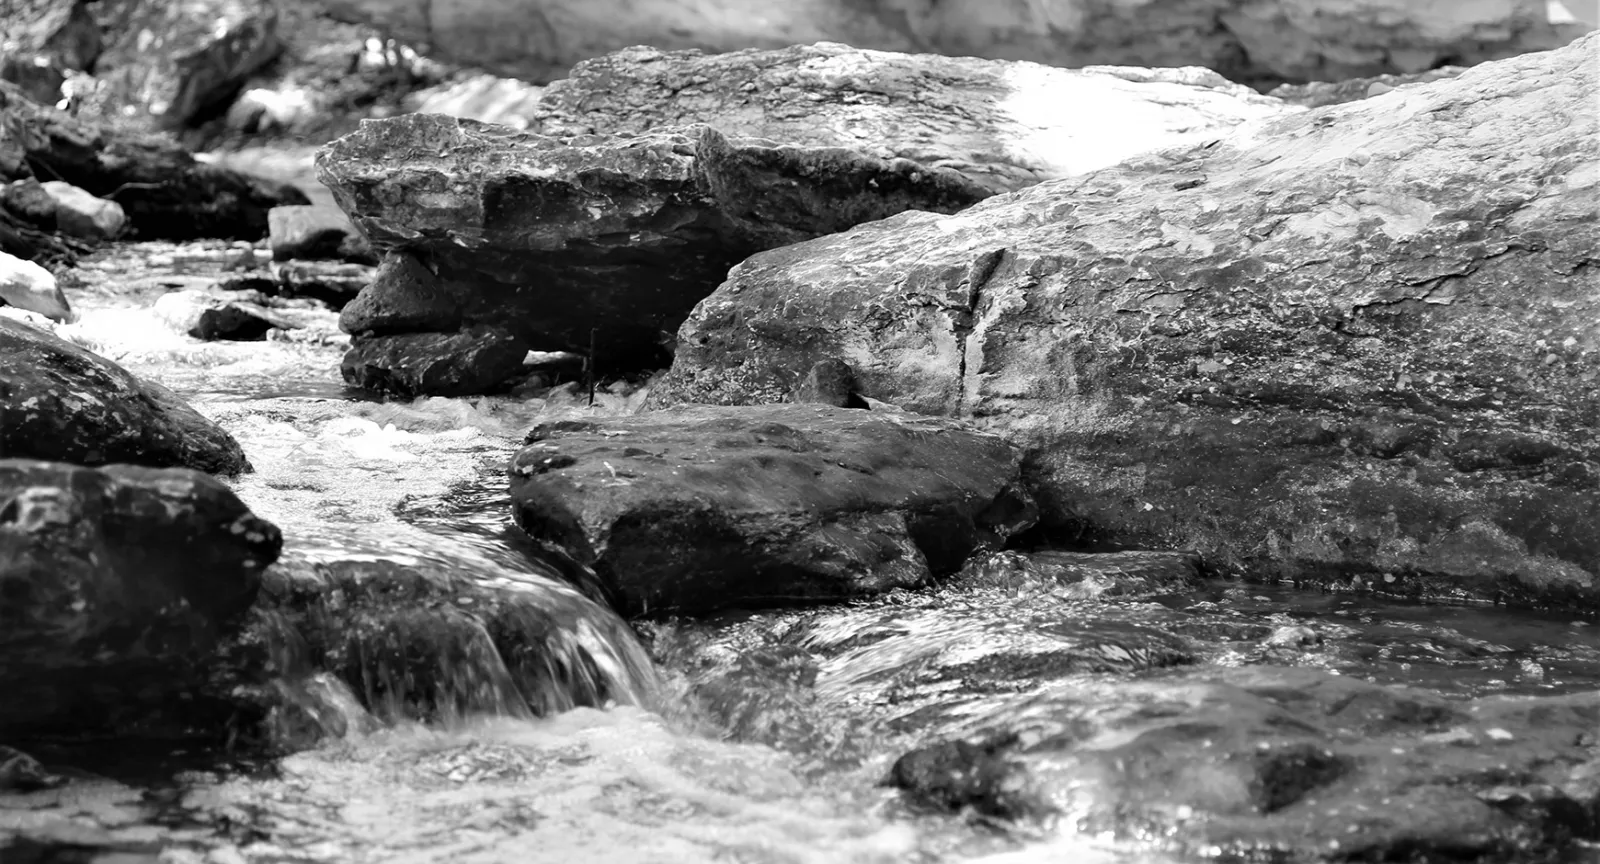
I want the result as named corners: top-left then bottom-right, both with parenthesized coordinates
top-left (3, 241), bottom-right (1597, 863)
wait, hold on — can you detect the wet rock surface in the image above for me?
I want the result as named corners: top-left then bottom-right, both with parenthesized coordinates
top-left (650, 556), bottom-right (1600, 862)
top-left (267, 204), bottom-right (373, 263)
top-left (0, 250), bottom-right (73, 322)
top-left (509, 404), bottom-right (1037, 616)
top-left (0, 316), bottom-right (252, 474)
top-left (0, 80), bottom-right (308, 240)
top-left (655, 35), bottom-right (1600, 610)
top-left (0, 458), bottom-right (281, 736)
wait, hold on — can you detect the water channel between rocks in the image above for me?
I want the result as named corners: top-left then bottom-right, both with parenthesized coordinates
top-left (5, 242), bottom-right (1598, 864)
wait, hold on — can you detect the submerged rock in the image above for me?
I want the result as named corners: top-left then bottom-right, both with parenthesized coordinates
top-left (655, 36), bottom-right (1600, 610)
top-left (888, 667), bottom-right (1599, 861)
top-left (0, 317), bottom-right (251, 474)
top-left (0, 251), bottom-right (73, 322)
top-left (508, 404), bottom-right (1037, 616)
top-left (0, 80), bottom-right (308, 240)
top-left (153, 288), bottom-right (300, 341)
top-left (0, 459), bottom-right (281, 735)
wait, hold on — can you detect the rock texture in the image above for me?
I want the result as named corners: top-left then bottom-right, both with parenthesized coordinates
top-left (320, 117), bottom-right (991, 378)
top-left (319, 0), bottom-right (1591, 89)
top-left (654, 36), bottom-right (1600, 609)
top-left (319, 44), bottom-right (1287, 393)
top-left (889, 668), bottom-right (1599, 859)
top-left (38, 180), bottom-right (125, 239)
top-left (509, 42), bottom-right (1292, 195)
top-left (0, 458), bottom-right (281, 735)
top-left (0, 317), bottom-right (252, 474)
top-left (0, 80), bottom-right (309, 240)
top-left (508, 404), bottom-right (1037, 616)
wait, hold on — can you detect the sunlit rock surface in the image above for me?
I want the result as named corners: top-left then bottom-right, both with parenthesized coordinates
top-left (654, 35), bottom-right (1600, 609)
top-left (510, 42), bottom-right (1292, 195)
top-left (0, 458), bottom-right (280, 735)
top-left (509, 404), bottom-right (1037, 616)
top-left (0, 317), bottom-right (252, 474)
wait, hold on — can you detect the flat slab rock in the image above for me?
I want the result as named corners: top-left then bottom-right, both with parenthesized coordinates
top-left (0, 458), bottom-right (282, 735)
top-left (0, 317), bottom-right (251, 475)
top-left (655, 34), bottom-right (1600, 610)
top-left (508, 405), bottom-right (1038, 616)
top-left (320, 116), bottom-right (991, 375)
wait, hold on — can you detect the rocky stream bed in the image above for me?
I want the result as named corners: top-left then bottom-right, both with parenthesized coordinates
top-left (2, 11), bottom-right (1597, 864)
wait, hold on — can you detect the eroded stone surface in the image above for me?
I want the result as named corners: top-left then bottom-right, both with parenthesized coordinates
top-left (0, 316), bottom-right (252, 474)
top-left (508, 404), bottom-right (1037, 616)
top-left (655, 36), bottom-right (1600, 609)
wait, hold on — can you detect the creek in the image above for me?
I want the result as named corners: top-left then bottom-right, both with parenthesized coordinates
top-left (6, 239), bottom-right (1598, 864)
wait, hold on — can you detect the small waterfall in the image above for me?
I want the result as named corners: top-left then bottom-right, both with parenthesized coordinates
top-left (250, 527), bottom-right (668, 739)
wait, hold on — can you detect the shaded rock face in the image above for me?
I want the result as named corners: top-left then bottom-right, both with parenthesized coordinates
top-left (0, 459), bottom-right (281, 735)
top-left (319, 0), bottom-right (1591, 89)
top-left (91, 0), bottom-right (283, 129)
top-left (514, 42), bottom-right (1292, 196)
top-left (508, 404), bottom-right (1038, 617)
top-left (320, 116), bottom-right (992, 375)
top-left (0, 317), bottom-right (251, 475)
top-left (654, 37), bottom-right (1600, 609)
top-left (887, 667), bottom-right (1599, 859)
top-left (0, 80), bottom-right (309, 240)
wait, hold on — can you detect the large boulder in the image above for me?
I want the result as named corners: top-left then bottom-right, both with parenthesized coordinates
top-left (318, 45), bottom-right (1289, 395)
top-left (0, 80), bottom-right (309, 240)
top-left (653, 36), bottom-right (1600, 609)
top-left (319, 0), bottom-right (1591, 88)
top-left (90, 0), bottom-right (283, 129)
top-left (508, 404), bottom-right (1038, 616)
top-left (0, 317), bottom-right (252, 474)
top-left (320, 118), bottom-right (992, 385)
top-left (0, 459), bottom-right (281, 735)
top-left (511, 42), bottom-right (1291, 196)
